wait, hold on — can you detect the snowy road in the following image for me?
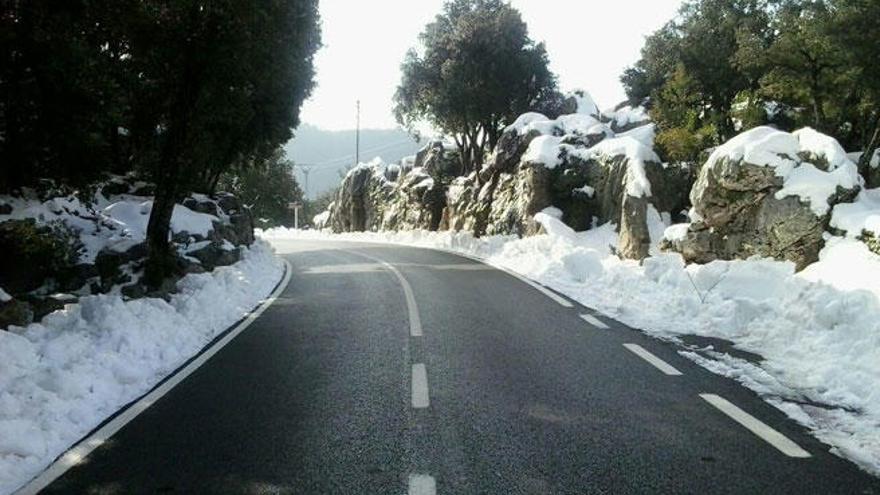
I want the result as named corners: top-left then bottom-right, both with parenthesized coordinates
top-left (38, 240), bottom-right (879, 494)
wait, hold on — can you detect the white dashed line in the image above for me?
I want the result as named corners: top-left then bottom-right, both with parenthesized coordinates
top-left (343, 250), bottom-right (423, 337)
top-left (623, 343), bottom-right (683, 376)
top-left (408, 474), bottom-right (437, 495)
top-left (579, 313), bottom-right (609, 329)
top-left (411, 364), bottom-right (430, 409)
top-left (700, 393), bottom-right (811, 458)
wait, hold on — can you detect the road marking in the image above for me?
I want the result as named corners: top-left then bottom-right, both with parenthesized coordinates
top-left (579, 313), bottom-right (609, 329)
top-left (700, 393), bottom-right (811, 458)
top-left (344, 250), bottom-right (423, 337)
top-left (13, 260), bottom-right (294, 495)
top-left (411, 363), bottom-right (430, 409)
top-left (429, 248), bottom-right (573, 308)
top-left (409, 474), bottom-right (437, 495)
top-left (623, 343), bottom-right (683, 376)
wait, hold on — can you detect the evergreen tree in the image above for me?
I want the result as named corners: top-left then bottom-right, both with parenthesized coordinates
top-left (218, 149), bottom-right (304, 229)
top-left (393, 0), bottom-right (558, 175)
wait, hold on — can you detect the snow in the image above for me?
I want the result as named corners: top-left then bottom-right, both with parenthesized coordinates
top-left (0, 242), bottom-right (284, 494)
top-left (511, 93), bottom-right (657, 199)
top-left (0, 193), bottom-right (218, 264)
top-left (663, 223), bottom-right (690, 242)
top-left (0, 289), bottom-right (10, 303)
top-left (263, 223), bottom-right (880, 476)
top-left (707, 126), bottom-right (861, 216)
top-left (507, 112), bottom-right (551, 134)
top-left (103, 200), bottom-right (217, 241)
top-left (570, 136), bottom-right (658, 197)
top-left (572, 184), bottom-right (595, 198)
top-left (775, 162), bottom-right (859, 216)
top-left (522, 135), bottom-right (564, 168)
top-left (570, 89), bottom-right (599, 117)
top-left (313, 210), bottom-right (330, 229)
top-left (832, 188), bottom-right (880, 237)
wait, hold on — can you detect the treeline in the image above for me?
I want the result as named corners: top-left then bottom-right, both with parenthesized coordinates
top-left (623, 0), bottom-right (879, 178)
top-left (1, 1), bottom-right (320, 283)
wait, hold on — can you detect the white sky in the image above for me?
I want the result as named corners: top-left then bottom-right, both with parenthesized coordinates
top-left (298, 0), bottom-right (684, 131)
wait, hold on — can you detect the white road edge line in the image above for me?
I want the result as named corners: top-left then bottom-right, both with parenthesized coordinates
top-left (700, 393), bottom-right (812, 458)
top-left (411, 363), bottom-right (430, 409)
top-left (13, 260), bottom-right (294, 495)
top-left (409, 473), bottom-right (437, 495)
top-left (623, 343), bottom-right (683, 376)
top-left (579, 313), bottom-right (610, 330)
top-left (343, 250), bottom-right (423, 337)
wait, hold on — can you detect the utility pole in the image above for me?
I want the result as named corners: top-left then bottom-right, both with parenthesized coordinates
top-left (293, 163), bottom-right (313, 199)
top-left (356, 100), bottom-right (361, 165)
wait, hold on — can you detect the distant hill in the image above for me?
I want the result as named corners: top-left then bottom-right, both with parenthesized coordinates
top-left (283, 124), bottom-right (426, 198)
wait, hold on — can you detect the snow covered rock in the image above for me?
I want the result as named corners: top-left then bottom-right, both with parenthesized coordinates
top-left (0, 176), bottom-right (259, 331)
top-left (668, 127), bottom-right (861, 269)
top-left (321, 89), bottom-right (692, 261)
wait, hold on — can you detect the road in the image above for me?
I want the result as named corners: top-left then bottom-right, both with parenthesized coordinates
top-left (38, 240), bottom-right (879, 494)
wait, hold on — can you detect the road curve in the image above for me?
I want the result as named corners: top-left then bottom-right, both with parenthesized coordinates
top-left (38, 239), bottom-right (880, 494)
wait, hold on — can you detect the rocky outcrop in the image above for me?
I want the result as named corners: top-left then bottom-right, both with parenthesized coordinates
top-left (322, 92), bottom-right (693, 261)
top-left (664, 127), bottom-right (861, 269)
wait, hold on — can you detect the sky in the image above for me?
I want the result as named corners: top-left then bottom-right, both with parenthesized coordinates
top-left (298, 0), bottom-right (684, 131)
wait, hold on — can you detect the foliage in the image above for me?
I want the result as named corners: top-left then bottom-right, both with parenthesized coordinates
top-left (1, 1), bottom-right (321, 285)
top-left (218, 150), bottom-right (304, 229)
top-left (624, 0), bottom-right (880, 182)
top-left (0, 219), bottom-right (81, 294)
top-left (394, 0), bottom-right (558, 175)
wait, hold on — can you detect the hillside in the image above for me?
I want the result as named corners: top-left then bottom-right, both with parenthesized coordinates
top-left (283, 124), bottom-right (426, 198)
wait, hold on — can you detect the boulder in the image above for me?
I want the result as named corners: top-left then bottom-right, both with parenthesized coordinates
top-left (189, 242), bottom-right (241, 270)
top-left (182, 196), bottom-right (221, 216)
top-left (669, 127), bottom-right (861, 269)
top-left (0, 299), bottom-right (34, 329)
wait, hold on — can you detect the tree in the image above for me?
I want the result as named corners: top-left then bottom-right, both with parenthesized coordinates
top-left (126, 0), bottom-right (320, 285)
top-left (736, 1), bottom-right (848, 134)
top-left (0, 1), bottom-right (134, 191)
top-left (623, 0), bottom-right (775, 156)
top-left (218, 149), bottom-right (304, 229)
top-left (829, 0), bottom-right (880, 180)
top-left (393, 0), bottom-right (557, 176)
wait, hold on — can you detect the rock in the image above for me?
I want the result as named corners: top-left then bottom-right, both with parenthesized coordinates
top-left (100, 179), bottom-right (132, 197)
top-left (669, 127), bottom-right (861, 269)
top-left (131, 183), bottom-right (155, 196)
top-left (415, 141), bottom-right (461, 178)
top-left (189, 242), bottom-right (241, 270)
top-left (0, 299), bottom-right (34, 329)
top-left (121, 282), bottom-right (146, 299)
top-left (216, 193), bottom-right (243, 215)
top-left (21, 295), bottom-right (68, 322)
top-left (0, 203), bottom-right (12, 215)
top-left (182, 196), bottom-right (221, 216)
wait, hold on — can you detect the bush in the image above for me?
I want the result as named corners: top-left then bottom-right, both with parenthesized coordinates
top-left (0, 219), bottom-right (81, 294)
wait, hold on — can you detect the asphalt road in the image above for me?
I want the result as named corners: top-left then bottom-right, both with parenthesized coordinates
top-left (39, 240), bottom-right (880, 494)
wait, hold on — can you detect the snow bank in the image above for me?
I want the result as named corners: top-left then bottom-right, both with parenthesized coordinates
top-left (706, 126), bottom-right (861, 216)
top-left (0, 241), bottom-right (284, 494)
top-left (832, 188), bottom-right (880, 237)
top-left (263, 225), bottom-right (880, 476)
